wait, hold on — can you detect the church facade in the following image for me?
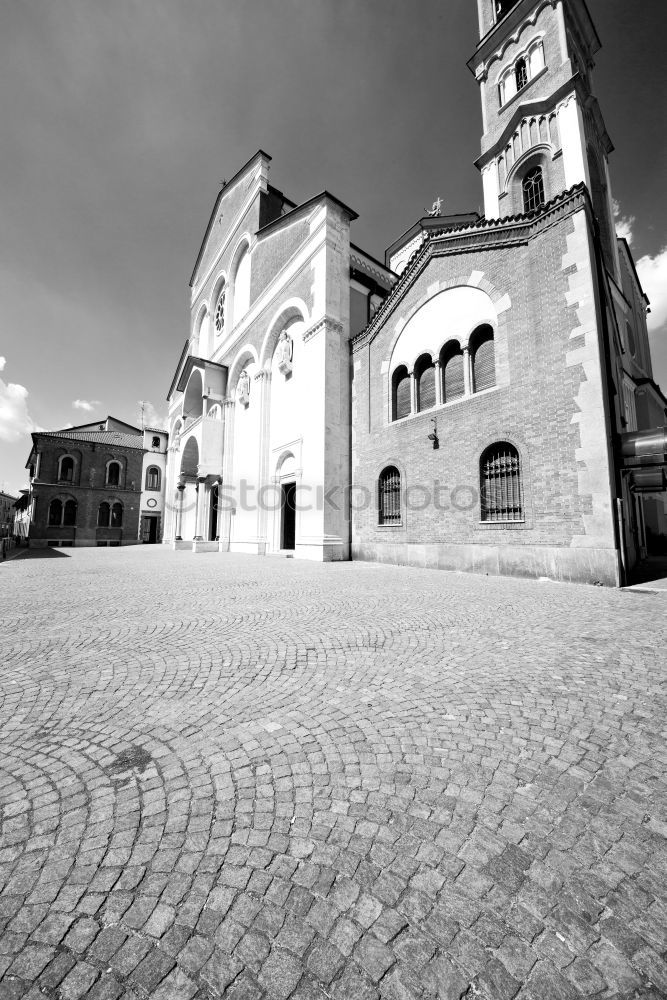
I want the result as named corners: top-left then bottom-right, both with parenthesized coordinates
top-left (164, 0), bottom-right (666, 585)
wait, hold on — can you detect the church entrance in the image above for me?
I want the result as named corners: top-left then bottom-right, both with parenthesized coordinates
top-left (208, 483), bottom-right (219, 541)
top-left (281, 481), bottom-right (296, 550)
top-left (141, 515), bottom-right (160, 544)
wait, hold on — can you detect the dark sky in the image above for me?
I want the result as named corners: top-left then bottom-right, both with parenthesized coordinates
top-left (1, 0), bottom-right (666, 495)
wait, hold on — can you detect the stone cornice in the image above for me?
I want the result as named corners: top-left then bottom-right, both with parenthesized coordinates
top-left (352, 184), bottom-right (591, 353)
top-left (303, 316), bottom-right (345, 344)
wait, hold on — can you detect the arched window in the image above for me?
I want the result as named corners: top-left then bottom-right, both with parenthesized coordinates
top-left (392, 366), bottom-right (411, 421)
top-left (378, 467), bottom-right (401, 525)
top-left (63, 499), bottom-right (77, 526)
top-left (106, 461), bottom-right (121, 487)
top-left (480, 443), bottom-right (523, 522)
top-left (214, 283), bottom-right (226, 336)
top-left (111, 502), bottom-right (123, 527)
top-left (232, 245), bottom-right (251, 328)
top-left (59, 456), bottom-right (74, 483)
top-left (471, 326), bottom-right (496, 393)
top-left (98, 502), bottom-right (110, 527)
top-left (515, 57), bottom-right (528, 92)
top-left (441, 343), bottom-right (465, 403)
top-left (145, 466), bottom-right (160, 491)
top-left (523, 166), bottom-right (545, 213)
top-left (415, 355), bottom-right (436, 412)
top-left (48, 499), bottom-right (62, 526)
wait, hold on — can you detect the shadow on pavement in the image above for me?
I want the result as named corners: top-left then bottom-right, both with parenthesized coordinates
top-left (7, 547), bottom-right (71, 560)
top-left (626, 556), bottom-right (667, 589)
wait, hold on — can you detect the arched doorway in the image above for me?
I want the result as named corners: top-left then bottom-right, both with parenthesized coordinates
top-left (208, 482), bottom-right (219, 542)
top-left (277, 453), bottom-right (297, 552)
top-left (179, 437), bottom-right (199, 539)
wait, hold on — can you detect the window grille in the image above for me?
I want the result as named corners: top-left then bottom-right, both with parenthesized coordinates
top-left (472, 330), bottom-right (496, 392)
top-left (63, 500), bottom-right (77, 526)
top-left (98, 502), bottom-right (110, 527)
top-left (379, 467), bottom-right (401, 525)
top-left (111, 503), bottom-right (123, 528)
top-left (418, 363), bottom-right (436, 411)
top-left (48, 499), bottom-right (62, 526)
top-left (393, 369), bottom-right (411, 420)
top-left (523, 166), bottom-right (545, 213)
top-left (214, 288), bottom-right (225, 333)
top-left (107, 462), bottom-right (121, 486)
top-left (146, 466), bottom-right (160, 490)
top-left (515, 57), bottom-right (528, 91)
top-left (443, 348), bottom-right (465, 402)
top-left (480, 443), bottom-right (523, 522)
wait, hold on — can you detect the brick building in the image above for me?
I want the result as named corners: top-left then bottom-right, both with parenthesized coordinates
top-left (164, 0), bottom-right (666, 584)
top-left (0, 490), bottom-right (17, 538)
top-left (25, 417), bottom-right (169, 547)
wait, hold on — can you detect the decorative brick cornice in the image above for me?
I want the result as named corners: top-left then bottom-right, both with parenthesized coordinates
top-left (352, 184), bottom-right (591, 353)
top-left (303, 316), bottom-right (345, 343)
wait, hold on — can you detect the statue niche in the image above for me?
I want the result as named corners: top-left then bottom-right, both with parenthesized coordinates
top-left (277, 329), bottom-right (293, 377)
top-left (237, 369), bottom-right (251, 407)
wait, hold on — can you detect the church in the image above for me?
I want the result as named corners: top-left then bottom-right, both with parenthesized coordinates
top-left (164, 0), bottom-right (667, 586)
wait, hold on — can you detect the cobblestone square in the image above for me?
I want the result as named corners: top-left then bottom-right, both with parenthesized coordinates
top-left (1, 548), bottom-right (666, 999)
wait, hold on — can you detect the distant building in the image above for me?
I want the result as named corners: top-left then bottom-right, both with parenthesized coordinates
top-left (24, 417), bottom-right (168, 547)
top-left (0, 490), bottom-right (17, 538)
top-left (13, 491), bottom-right (31, 541)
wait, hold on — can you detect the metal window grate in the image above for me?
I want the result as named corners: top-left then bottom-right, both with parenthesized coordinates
top-left (523, 166), bottom-right (545, 213)
top-left (443, 350), bottom-right (465, 402)
top-left (379, 467), bottom-right (401, 525)
top-left (473, 333), bottom-right (496, 392)
top-left (418, 365), bottom-right (436, 411)
top-left (394, 372), bottom-right (411, 420)
top-left (481, 444), bottom-right (523, 522)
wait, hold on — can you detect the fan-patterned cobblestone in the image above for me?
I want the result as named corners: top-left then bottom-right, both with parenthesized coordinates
top-left (1, 547), bottom-right (666, 999)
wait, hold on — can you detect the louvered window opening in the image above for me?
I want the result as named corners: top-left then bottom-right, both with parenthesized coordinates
top-left (394, 374), bottom-right (411, 420)
top-left (443, 351), bottom-right (465, 402)
top-left (481, 445), bottom-right (523, 522)
top-left (418, 365), bottom-right (436, 411)
top-left (473, 336), bottom-right (496, 392)
top-left (379, 468), bottom-right (401, 525)
top-left (523, 167), bottom-right (545, 213)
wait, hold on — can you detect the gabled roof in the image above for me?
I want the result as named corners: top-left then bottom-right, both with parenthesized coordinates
top-left (189, 150), bottom-right (272, 288)
top-left (35, 429), bottom-right (144, 449)
top-left (256, 190), bottom-right (358, 242)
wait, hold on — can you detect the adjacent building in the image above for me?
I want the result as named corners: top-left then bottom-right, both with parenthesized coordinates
top-left (24, 417), bottom-right (168, 547)
top-left (0, 490), bottom-right (17, 539)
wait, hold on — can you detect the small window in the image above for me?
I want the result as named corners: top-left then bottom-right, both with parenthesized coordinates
top-left (481, 443), bottom-right (523, 522)
top-left (515, 57), bottom-right (528, 92)
top-left (63, 499), bottom-right (77, 526)
top-left (98, 502), bottom-right (110, 527)
top-left (152, 435), bottom-right (160, 448)
top-left (378, 467), bottom-right (401, 525)
top-left (523, 166), bottom-right (545, 213)
top-left (415, 355), bottom-right (436, 412)
top-left (441, 343), bottom-right (465, 403)
top-left (392, 366), bottom-right (411, 421)
top-left (146, 466), bottom-right (160, 491)
top-left (111, 502), bottom-right (123, 528)
top-left (48, 499), bottom-right (62, 526)
top-left (59, 456), bottom-right (74, 483)
top-left (107, 461), bottom-right (121, 487)
top-left (471, 327), bottom-right (496, 393)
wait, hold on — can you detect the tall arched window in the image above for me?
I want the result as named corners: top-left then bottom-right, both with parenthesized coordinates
top-left (232, 245), bottom-right (251, 328)
top-left (378, 467), bottom-right (401, 525)
top-left (58, 456), bottom-right (74, 483)
top-left (111, 503), bottom-right (123, 528)
top-left (145, 466), bottom-right (160, 491)
top-left (471, 326), bottom-right (496, 393)
top-left (48, 499), bottom-right (62, 526)
top-left (523, 166), bottom-right (545, 213)
top-left (98, 502), bottom-right (110, 527)
top-left (441, 343), bottom-right (465, 403)
top-left (106, 461), bottom-right (121, 487)
top-left (63, 499), bottom-right (77, 526)
top-left (415, 355), bottom-right (436, 412)
top-left (392, 366), bottom-right (411, 421)
top-left (480, 443), bottom-right (523, 522)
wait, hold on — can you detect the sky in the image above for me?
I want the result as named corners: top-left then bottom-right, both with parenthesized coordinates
top-left (1, 0), bottom-right (666, 496)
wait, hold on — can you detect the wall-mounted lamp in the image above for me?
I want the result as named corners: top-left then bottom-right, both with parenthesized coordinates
top-left (428, 417), bottom-right (439, 450)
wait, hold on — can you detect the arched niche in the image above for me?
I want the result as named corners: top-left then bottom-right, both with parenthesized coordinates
top-left (183, 368), bottom-right (204, 421)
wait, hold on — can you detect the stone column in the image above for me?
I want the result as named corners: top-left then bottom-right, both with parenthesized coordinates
top-left (219, 398), bottom-right (235, 551)
top-left (254, 369), bottom-right (272, 554)
top-left (214, 476), bottom-right (223, 541)
top-left (463, 347), bottom-right (473, 397)
top-left (194, 476), bottom-right (207, 540)
top-left (434, 360), bottom-right (443, 407)
top-left (175, 482), bottom-right (185, 540)
top-left (409, 370), bottom-right (417, 415)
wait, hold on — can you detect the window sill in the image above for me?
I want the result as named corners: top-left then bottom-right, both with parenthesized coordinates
top-left (377, 522), bottom-right (403, 529)
top-left (478, 520), bottom-right (526, 527)
top-left (390, 385), bottom-right (501, 425)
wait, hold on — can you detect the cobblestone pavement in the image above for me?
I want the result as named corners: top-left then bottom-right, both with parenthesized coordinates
top-left (1, 548), bottom-right (667, 1000)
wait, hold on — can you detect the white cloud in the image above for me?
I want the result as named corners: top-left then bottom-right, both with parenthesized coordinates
top-left (613, 199), bottom-right (635, 246)
top-left (637, 246), bottom-right (667, 333)
top-left (142, 401), bottom-right (167, 429)
top-left (0, 371), bottom-right (39, 443)
top-left (73, 398), bottom-right (101, 412)
top-left (0, 356), bottom-right (5, 372)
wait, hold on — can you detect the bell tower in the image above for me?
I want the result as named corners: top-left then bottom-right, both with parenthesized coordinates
top-left (469, 0), bottom-right (619, 277)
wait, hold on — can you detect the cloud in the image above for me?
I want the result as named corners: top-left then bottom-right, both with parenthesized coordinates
top-left (613, 199), bottom-right (635, 246)
top-left (141, 401), bottom-right (167, 430)
top-left (0, 368), bottom-right (39, 443)
top-left (637, 246), bottom-right (667, 333)
top-left (0, 356), bottom-right (5, 372)
top-left (73, 398), bottom-right (101, 411)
